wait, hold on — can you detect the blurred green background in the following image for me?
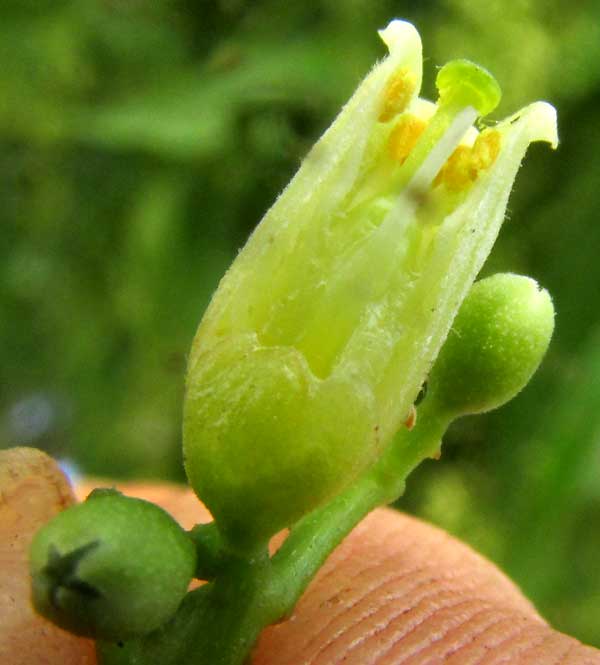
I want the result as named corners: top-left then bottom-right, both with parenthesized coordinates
top-left (1, 0), bottom-right (599, 647)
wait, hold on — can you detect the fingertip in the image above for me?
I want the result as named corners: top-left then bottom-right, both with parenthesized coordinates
top-left (9, 467), bottom-right (597, 665)
top-left (253, 508), bottom-right (600, 665)
top-left (0, 447), bottom-right (96, 665)
top-left (75, 479), bottom-right (213, 530)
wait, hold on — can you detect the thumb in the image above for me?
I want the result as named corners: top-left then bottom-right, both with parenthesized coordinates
top-left (78, 479), bottom-right (600, 665)
top-left (0, 447), bottom-right (96, 665)
top-left (2, 448), bottom-right (599, 665)
top-left (253, 508), bottom-right (600, 665)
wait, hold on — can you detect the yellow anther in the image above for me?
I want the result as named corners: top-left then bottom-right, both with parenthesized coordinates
top-left (388, 115), bottom-right (427, 164)
top-left (435, 145), bottom-right (475, 191)
top-left (472, 129), bottom-right (501, 170)
top-left (379, 67), bottom-right (417, 122)
top-left (435, 128), bottom-right (501, 192)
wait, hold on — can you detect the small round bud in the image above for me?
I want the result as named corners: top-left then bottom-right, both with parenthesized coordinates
top-left (29, 489), bottom-right (196, 641)
top-left (428, 273), bottom-right (554, 417)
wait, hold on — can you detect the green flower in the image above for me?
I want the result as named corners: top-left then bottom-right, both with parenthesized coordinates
top-left (183, 20), bottom-right (558, 551)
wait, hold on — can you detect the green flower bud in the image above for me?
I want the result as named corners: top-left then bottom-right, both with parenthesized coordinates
top-left (427, 273), bottom-right (555, 417)
top-left (183, 20), bottom-right (557, 551)
top-left (29, 489), bottom-right (196, 641)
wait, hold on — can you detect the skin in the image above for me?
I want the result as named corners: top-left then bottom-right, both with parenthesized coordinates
top-left (0, 448), bottom-right (95, 665)
top-left (2, 447), bottom-right (599, 665)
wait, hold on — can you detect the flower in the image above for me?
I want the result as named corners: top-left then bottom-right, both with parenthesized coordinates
top-left (183, 20), bottom-right (558, 551)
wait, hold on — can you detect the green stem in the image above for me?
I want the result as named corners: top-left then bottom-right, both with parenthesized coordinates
top-left (187, 523), bottom-right (227, 580)
top-left (269, 401), bottom-right (448, 613)
top-left (269, 474), bottom-right (382, 612)
top-left (98, 550), bottom-right (280, 665)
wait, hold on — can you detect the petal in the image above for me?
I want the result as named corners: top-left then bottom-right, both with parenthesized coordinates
top-left (189, 21), bottom-right (423, 365)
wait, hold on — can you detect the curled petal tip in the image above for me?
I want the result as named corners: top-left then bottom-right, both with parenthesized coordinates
top-left (535, 101), bottom-right (559, 149)
top-left (514, 101), bottom-right (559, 149)
top-left (378, 19), bottom-right (421, 55)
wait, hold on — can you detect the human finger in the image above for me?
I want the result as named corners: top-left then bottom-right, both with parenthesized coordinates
top-left (4, 461), bottom-right (599, 665)
top-left (79, 479), bottom-right (600, 665)
top-left (253, 508), bottom-right (600, 665)
top-left (0, 447), bottom-right (96, 665)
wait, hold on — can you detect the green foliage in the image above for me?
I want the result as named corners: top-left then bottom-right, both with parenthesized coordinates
top-left (3, 0), bottom-right (600, 647)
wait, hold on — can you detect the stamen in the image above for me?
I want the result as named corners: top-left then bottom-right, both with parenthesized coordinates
top-left (388, 115), bottom-right (427, 164)
top-left (473, 129), bottom-right (501, 169)
top-left (435, 129), bottom-right (502, 192)
top-left (379, 67), bottom-right (418, 122)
